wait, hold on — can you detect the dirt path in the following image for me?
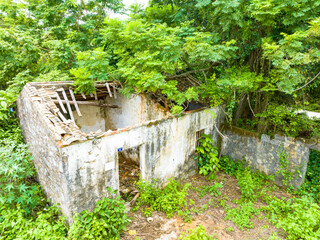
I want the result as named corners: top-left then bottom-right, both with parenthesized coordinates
top-left (121, 173), bottom-right (286, 240)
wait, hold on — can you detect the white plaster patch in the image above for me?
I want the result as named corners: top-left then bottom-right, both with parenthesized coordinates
top-left (105, 161), bottom-right (115, 171)
top-left (295, 110), bottom-right (320, 119)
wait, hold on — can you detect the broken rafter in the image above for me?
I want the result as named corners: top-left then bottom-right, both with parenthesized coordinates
top-left (52, 100), bottom-right (119, 108)
top-left (105, 82), bottom-right (113, 98)
top-left (112, 83), bottom-right (117, 99)
top-left (80, 92), bottom-right (86, 99)
top-left (69, 88), bottom-right (82, 117)
top-left (55, 92), bottom-right (67, 114)
top-left (57, 111), bottom-right (68, 123)
top-left (60, 88), bottom-right (74, 121)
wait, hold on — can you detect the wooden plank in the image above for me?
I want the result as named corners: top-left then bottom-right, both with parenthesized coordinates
top-left (31, 96), bottom-right (42, 101)
top-left (81, 92), bottom-right (86, 99)
top-left (113, 84), bottom-right (117, 99)
top-left (95, 83), bottom-right (118, 88)
top-left (69, 88), bottom-right (82, 117)
top-left (57, 111), bottom-right (68, 123)
top-left (106, 82), bottom-right (113, 97)
top-left (61, 88), bottom-right (74, 121)
top-left (55, 92), bottom-right (68, 114)
top-left (52, 100), bottom-right (119, 108)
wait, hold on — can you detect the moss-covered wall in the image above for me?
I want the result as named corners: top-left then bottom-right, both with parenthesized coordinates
top-left (221, 125), bottom-right (310, 188)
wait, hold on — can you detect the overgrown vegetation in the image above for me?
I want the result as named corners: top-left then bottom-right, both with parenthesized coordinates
top-left (220, 154), bottom-right (320, 239)
top-left (237, 104), bottom-right (320, 138)
top-left (68, 193), bottom-right (129, 239)
top-left (300, 149), bottom-right (320, 204)
top-left (194, 182), bottom-right (223, 199)
top-left (262, 196), bottom-right (320, 239)
top-left (179, 225), bottom-right (217, 240)
top-left (0, 121), bottom-right (129, 239)
top-left (0, 204), bottom-right (68, 240)
top-left (1, 0), bottom-right (320, 239)
top-left (0, 138), bottom-right (46, 215)
top-left (134, 178), bottom-right (190, 218)
top-left (225, 202), bottom-right (260, 231)
top-left (195, 134), bottom-right (220, 179)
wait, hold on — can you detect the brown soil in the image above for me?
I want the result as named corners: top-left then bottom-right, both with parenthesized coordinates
top-left (119, 153), bottom-right (140, 201)
top-left (120, 172), bottom-right (289, 240)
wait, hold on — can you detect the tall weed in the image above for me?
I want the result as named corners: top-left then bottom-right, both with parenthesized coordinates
top-left (134, 178), bottom-right (190, 218)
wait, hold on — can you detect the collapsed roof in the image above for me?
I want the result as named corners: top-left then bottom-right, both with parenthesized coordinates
top-left (23, 81), bottom-right (122, 146)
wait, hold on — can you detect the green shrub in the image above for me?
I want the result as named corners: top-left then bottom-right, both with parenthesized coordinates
top-left (68, 194), bottom-right (129, 240)
top-left (262, 196), bottom-right (320, 239)
top-left (225, 202), bottom-right (260, 230)
top-left (276, 146), bottom-right (298, 188)
top-left (0, 139), bottom-right (46, 215)
top-left (195, 182), bottom-right (223, 198)
top-left (0, 204), bottom-right (68, 240)
top-left (221, 156), bottom-right (273, 200)
top-left (300, 149), bottom-right (320, 204)
top-left (134, 178), bottom-right (190, 218)
top-left (219, 155), bottom-right (245, 176)
top-left (237, 166), bottom-right (256, 201)
top-left (258, 105), bottom-right (320, 138)
top-left (195, 134), bottom-right (219, 179)
top-left (179, 225), bottom-right (216, 240)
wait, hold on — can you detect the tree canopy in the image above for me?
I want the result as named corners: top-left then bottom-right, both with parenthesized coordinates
top-left (0, 0), bottom-right (320, 128)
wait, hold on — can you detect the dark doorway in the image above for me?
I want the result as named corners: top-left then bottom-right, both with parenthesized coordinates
top-left (118, 147), bottom-right (140, 201)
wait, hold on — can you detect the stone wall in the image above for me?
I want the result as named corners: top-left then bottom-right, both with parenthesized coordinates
top-left (16, 87), bottom-right (70, 216)
top-left (220, 126), bottom-right (310, 188)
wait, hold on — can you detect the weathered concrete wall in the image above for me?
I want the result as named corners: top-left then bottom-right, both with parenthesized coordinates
top-left (73, 103), bottom-right (106, 133)
top-left (73, 94), bottom-right (169, 133)
top-left (220, 126), bottom-right (310, 187)
top-left (60, 107), bottom-right (224, 218)
top-left (104, 94), bottom-right (170, 130)
top-left (16, 86), bottom-right (70, 216)
top-left (120, 147), bottom-right (140, 165)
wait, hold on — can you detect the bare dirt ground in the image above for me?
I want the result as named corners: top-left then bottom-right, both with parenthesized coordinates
top-left (120, 172), bottom-right (288, 240)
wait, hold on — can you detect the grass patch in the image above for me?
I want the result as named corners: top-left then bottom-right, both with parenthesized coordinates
top-left (225, 202), bottom-right (260, 230)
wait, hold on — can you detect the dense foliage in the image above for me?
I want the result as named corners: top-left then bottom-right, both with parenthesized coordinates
top-left (68, 194), bottom-right (129, 239)
top-left (1, 0), bottom-right (319, 118)
top-left (0, 122), bottom-right (129, 239)
top-left (300, 149), bottom-right (320, 203)
top-left (179, 225), bottom-right (217, 240)
top-left (263, 196), bottom-right (320, 239)
top-left (147, 0), bottom-right (320, 122)
top-left (195, 134), bottom-right (220, 179)
top-left (134, 178), bottom-right (190, 218)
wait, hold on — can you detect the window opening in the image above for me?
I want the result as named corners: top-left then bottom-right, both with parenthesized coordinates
top-left (196, 129), bottom-right (205, 147)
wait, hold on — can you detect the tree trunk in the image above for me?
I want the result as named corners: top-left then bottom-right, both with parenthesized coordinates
top-left (257, 93), bottom-right (270, 133)
top-left (233, 93), bottom-right (247, 124)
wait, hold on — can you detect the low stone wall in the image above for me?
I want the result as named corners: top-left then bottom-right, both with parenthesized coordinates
top-left (220, 126), bottom-right (310, 188)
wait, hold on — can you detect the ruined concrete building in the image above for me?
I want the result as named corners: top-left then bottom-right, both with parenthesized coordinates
top-left (17, 81), bottom-right (224, 221)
